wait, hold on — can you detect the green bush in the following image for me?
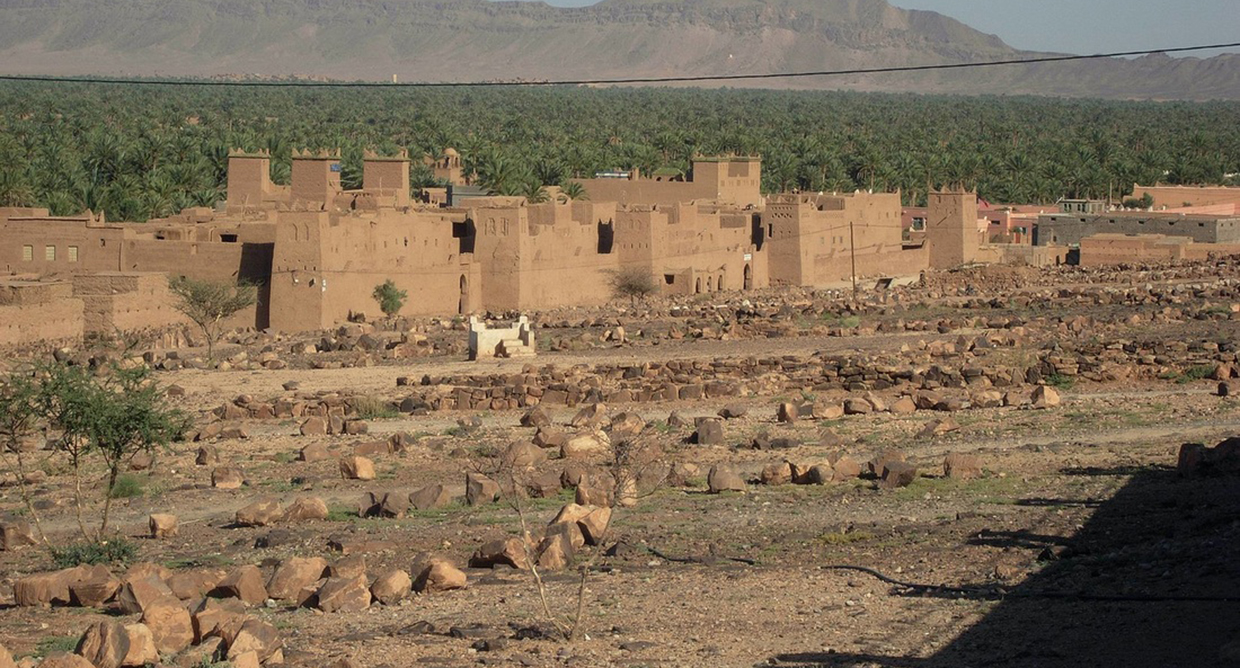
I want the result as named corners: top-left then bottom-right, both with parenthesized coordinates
top-left (51, 538), bottom-right (138, 568)
top-left (351, 395), bottom-right (399, 420)
top-left (372, 279), bottom-right (407, 316)
top-left (609, 266), bottom-right (658, 301)
top-left (108, 473), bottom-right (145, 499)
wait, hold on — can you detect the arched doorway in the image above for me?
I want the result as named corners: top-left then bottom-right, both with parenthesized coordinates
top-left (743, 264), bottom-right (752, 290)
top-left (458, 275), bottom-right (469, 314)
top-left (695, 277), bottom-right (702, 294)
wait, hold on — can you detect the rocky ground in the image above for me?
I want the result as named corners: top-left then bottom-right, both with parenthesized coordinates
top-left (1, 260), bottom-right (1239, 668)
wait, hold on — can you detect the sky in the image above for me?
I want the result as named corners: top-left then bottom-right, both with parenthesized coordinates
top-left (533, 0), bottom-right (1240, 57)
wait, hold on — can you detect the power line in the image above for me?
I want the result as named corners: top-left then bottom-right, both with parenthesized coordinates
top-left (0, 41), bottom-right (1237, 88)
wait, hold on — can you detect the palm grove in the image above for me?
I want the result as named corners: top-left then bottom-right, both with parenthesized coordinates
top-left (0, 83), bottom-right (1237, 221)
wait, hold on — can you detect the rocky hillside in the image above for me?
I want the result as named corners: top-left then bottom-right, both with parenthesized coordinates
top-left (0, 0), bottom-right (1236, 99)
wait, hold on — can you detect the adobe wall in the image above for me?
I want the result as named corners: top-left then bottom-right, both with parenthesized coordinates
top-left (0, 298), bottom-right (84, 346)
top-left (575, 158), bottom-right (763, 210)
top-left (1079, 234), bottom-right (1240, 267)
top-left (71, 273), bottom-right (198, 335)
top-left (1132, 184), bottom-right (1240, 209)
top-left (0, 218), bottom-right (126, 274)
top-left (925, 191), bottom-right (980, 269)
top-left (991, 244), bottom-right (1070, 267)
top-left (268, 208), bottom-right (480, 330)
top-left (765, 192), bottom-right (917, 287)
top-left (471, 199), bottom-right (620, 311)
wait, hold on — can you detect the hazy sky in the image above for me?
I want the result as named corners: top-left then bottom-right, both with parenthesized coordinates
top-left (533, 0), bottom-right (1240, 57)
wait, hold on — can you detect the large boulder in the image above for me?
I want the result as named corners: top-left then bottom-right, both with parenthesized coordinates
top-left (266, 557), bottom-right (329, 601)
top-left (120, 624), bottom-right (159, 668)
top-left (707, 465), bottom-right (745, 493)
top-left (225, 619), bottom-right (282, 663)
top-left (315, 574), bottom-right (371, 613)
top-left (115, 575), bottom-right (175, 615)
top-left (76, 620), bottom-right (131, 668)
top-left (69, 565), bottom-right (121, 608)
top-left (141, 598), bottom-right (194, 655)
top-left (409, 484), bottom-right (454, 510)
top-left (284, 496), bottom-right (329, 521)
top-left (469, 538), bottom-right (529, 570)
top-left (339, 456), bottom-right (376, 481)
top-left (14, 566), bottom-right (86, 607)
top-left (370, 569), bottom-right (412, 605)
top-left (235, 498), bottom-right (284, 527)
top-left (412, 559), bottom-right (467, 593)
top-left (465, 472), bottom-right (501, 506)
top-left (211, 566), bottom-right (268, 606)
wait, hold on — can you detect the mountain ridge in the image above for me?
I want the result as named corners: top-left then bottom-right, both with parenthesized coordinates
top-left (0, 0), bottom-right (1235, 99)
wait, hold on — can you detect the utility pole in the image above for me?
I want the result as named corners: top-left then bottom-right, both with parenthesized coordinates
top-left (849, 221), bottom-right (858, 302)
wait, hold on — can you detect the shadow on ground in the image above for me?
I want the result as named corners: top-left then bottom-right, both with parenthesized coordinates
top-left (763, 463), bottom-right (1240, 667)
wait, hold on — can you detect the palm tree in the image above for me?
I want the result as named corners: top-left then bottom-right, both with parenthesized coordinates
top-left (559, 181), bottom-right (588, 201)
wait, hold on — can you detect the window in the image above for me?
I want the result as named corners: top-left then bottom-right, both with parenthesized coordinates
top-left (45, 245), bottom-right (55, 261)
top-left (220, 233), bottom-right (238, 243)
top-left (22, 245), bottom-right (32, 261)
top-left (68, 246), bottom-right (79, 262)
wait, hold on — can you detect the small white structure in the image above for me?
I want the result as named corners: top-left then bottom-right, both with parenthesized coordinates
top-left (468, 315), bottom-right (536, 360)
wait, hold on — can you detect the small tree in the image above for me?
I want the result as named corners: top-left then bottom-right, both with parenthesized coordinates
top-left (0, 369), bottom-right (50, 545)
top-left (168, 276), bottom-right (257, 362)
top-left (608, 266), bottom-right (658, 302)
top-left (372, 279), bottom-right (407, 317)
top-left (36, 361), bottom-right (186, 542)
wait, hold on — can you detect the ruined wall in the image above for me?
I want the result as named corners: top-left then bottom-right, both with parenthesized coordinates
top-left (575, 158), bottom-right (762, 210)
top-left (1036, 213), bottom-right (1240, 247)
top-left (362, 157), bottom-right (411, 208)
top-left (1080, 234), bottom-right (1240, 267)
top-left (71, 273), bottom-right (197, 335)
top-left (1132, 184), bottom-right (1240, 209)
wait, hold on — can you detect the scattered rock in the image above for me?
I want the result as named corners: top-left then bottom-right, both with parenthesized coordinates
top-left (339, 456), bottom-right (376, 481)
top-left (370, 569), bottom-right (412, 605)
top-left (707, 465), bottom-right (745, 493)
top-left (75, 620), bottom-right (131, 668)
top-left (943, 452), bottom-right (982, 480)
top-left (148, 514), bottom-right (178, 539)
top-left (465, 472), bottom-right (501, 506)
top-left (284, 496), bottom-right (329, 521)
top-left (235, 498), bottom-right (284, 527)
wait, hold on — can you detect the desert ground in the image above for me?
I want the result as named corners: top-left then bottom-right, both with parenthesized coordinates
top-left (2, 261), bottom-right (1239, 668)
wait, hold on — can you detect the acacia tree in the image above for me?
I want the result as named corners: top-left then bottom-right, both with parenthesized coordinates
top-left (33, 360), bottom-right (186, 543)
top-left (168, 276), bottom-right (257, 362)
top-left (0, 369), bottom-right (50, 545)
top-left (372, 279), bottom-right (407, 317)
top-left (76, 365), bottom-right (186, 539)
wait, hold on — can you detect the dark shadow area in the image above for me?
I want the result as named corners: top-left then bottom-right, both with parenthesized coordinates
top-left (239, 242), bottom-right (273, 329)
top-left (1059, 464), bottom-right (1173, 477)
top-left (453, 218), bottom-right (476, 255)
top-left (965, 529), bottom-right (1074, 550)
top-left (1013, 497), bottom-right (1104, 508)
top-left (763, 466), bottom-right (1240, 667)
top-left (597, 220), bottom-right (614, 255)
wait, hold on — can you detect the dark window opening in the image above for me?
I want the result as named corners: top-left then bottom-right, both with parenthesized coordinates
top-left (453, 219), bottom-right (476, 254)
top-left (664, 274), bottom-right (675, 285)
top-left (220, 233), bottom-right (239, 243)
top-left (597, 221), bottom-right (614, 254)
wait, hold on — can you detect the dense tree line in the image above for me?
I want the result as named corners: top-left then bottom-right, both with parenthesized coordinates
top-left (0, 82), bottom-right (1236, 221)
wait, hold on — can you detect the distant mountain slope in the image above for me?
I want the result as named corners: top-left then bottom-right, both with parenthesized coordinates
top-left (0, 0), bottom-right (1236, 99)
